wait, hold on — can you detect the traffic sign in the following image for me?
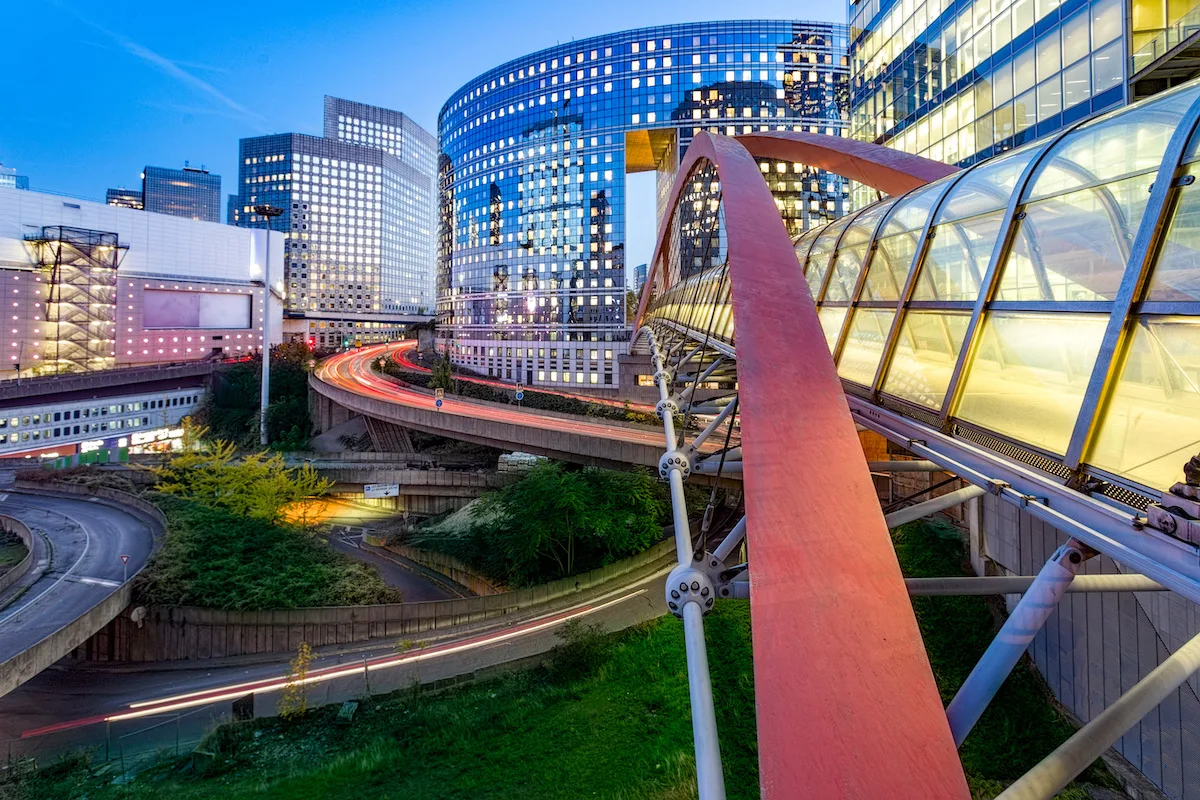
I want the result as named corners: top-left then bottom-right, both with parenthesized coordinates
top-left (120, 554), bottom-right (130, 564)
top-left (435, 398), bottom-right (443, 409)
top-left (434, 388), bottom-right (445, 399)
top-left (364, 483), bottom-right (400, 498)
top-left (515, 390), bottom-right (524, 401)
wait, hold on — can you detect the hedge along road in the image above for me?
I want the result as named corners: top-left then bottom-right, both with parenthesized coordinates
top-left (0, 491), bottom-right (155, 675)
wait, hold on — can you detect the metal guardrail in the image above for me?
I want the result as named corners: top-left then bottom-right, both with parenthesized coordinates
top-left (1131, 8), bottom-right (1200, 76)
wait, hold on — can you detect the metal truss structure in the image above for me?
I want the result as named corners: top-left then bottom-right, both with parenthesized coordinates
top-left (635, 77), bottom-right (1200, 799)
top-left (23, 226), bottom-right (123, 374)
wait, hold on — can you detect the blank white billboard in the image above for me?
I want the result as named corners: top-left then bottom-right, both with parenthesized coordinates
top-left (144, 290), bottom-right (251, 330)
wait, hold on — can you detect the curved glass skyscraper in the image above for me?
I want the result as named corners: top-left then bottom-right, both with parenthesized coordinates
top-left (437, 20), bottom-right (850, 390)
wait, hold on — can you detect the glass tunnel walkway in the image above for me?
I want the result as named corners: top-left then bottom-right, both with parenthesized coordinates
top-left (635, 77), bottom-right (1200, 800)
top-left (647, 77), bottom-right (1200, 504)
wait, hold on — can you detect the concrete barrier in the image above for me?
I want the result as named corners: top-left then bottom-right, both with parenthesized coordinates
top-left (0, 516), bottom-right (34, 597)
top-left (75, 538), bottom-right (677, 664)
top-left (11, 480), bottom-right (168, 532)
top-left (380, 542), bottom-right (507, 596)
top-left (0, 481), bottom-right (166, 697)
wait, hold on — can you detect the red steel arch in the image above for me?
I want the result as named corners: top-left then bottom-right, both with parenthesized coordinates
top-left (638, 132), bottom-right (969, 798)
top-left (737, 130), bottom-right (960, 195)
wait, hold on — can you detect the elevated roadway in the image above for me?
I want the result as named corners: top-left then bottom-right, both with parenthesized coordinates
top-left (312, 343), bottom-right (697, 470)
top-left (0, 491), bottom-right (157, 697)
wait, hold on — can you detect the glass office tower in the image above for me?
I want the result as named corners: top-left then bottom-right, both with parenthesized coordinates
top-left (142, 166), bottom-right (221, 222)
top-left (849, 0), bottom-right (1200, 202)
top-left (438, 20), bottom-right (850, 390)
top-left (106, 188), bottom-right (144, 210)
top-left (236, 97), bottom-right (437, 349)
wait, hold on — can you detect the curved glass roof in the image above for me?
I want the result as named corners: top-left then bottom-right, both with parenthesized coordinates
top-left (646, 79), bottom-right (1200, 496)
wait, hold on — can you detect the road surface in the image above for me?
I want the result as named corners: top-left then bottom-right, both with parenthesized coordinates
top-left (0, 491), bottom-right (155, 667)
top-left (317, 343), bottom-right (724, 455)
top-left (0, 566), bottom-right (670, 765)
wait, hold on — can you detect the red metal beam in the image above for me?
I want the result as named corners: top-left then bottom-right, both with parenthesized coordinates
top-left (642, 132), bottom-right (969, 798)
top-left (737, 130), bottom-right (960, 196)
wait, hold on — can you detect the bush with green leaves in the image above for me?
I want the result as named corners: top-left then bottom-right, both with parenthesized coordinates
top-left (135, 497), bottom-right (400, 610)
top-left (410, 462), bottom-right (667, 586)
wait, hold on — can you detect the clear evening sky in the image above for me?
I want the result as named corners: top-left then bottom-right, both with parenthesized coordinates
top-left (0, 0), bottom-right (839, 271)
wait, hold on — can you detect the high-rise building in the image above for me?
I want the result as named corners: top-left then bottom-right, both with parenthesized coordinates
top-left (106, 188), bottom-right (144, 210)
top-left (141, 165), bottom-right (221, 222)
top-left (0, 164), bottom-right (29, 191)
top-left (235, 97), bottom-right (436, 349)
top-left (847, 0), bottom-right (1200, 204)
top-left (437, 20), bottom-right (851, 391)
top-left (633, 263), bottom-right (648, 296)
top-left (226, 193), bottom-right (240, 226)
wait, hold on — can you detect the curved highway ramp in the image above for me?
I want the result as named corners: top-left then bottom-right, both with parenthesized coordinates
top-left (0, 491), bottom-right (158, 698)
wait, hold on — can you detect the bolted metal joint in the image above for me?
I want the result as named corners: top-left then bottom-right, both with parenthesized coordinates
top-left (653, 368), bottom-right (674, 389)
top-left (656, 397), bottom-right (680, 420)
top-left (665, 563), bottom-right (716, 618)
top-left (659, 448), bottom-right (694, 480)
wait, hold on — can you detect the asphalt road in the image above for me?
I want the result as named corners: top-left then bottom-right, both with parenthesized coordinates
top-left (0, 491), bottom-right (155, 666)
top-left (326, 529), bottom-right (456, 602)
top-left (0, 567), bottom-right (671, 765)
top-left (317, 343), bottom-right (681, 452)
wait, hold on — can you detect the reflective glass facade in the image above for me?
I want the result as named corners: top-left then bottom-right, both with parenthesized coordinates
top-left (236, 98), bottom-right (436, 348)
top-left (438, 20), bottom-right (850, 390)
top-left (646, 81), bottom-right (1200, 494)
top-left (848, 0), bottom-right (1127, 192)
top-left (142, 166), bottom-right (221, 222)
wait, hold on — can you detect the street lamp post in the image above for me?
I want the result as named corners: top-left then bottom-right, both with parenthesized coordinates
top-left (254, 204), bottom-right (284, 448)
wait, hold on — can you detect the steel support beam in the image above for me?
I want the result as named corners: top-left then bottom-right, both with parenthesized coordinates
top-left (713, 516), bottom-right (747, 563)
top-left (997, 629), bottom-right (1200, 800)
top-left (867, 460), bottom-right (943, 472)
top-left (884, 485), bottom-right (987, 528)
top-left (945, 540), bottom-right (1091, 746)
top-left (906, 573), bottom-right (1166, 596)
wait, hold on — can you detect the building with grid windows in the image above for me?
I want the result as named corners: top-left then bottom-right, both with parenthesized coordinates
top-left (141, 165), bottom-right (221, 222)
top-left (235, 97), bottom-right (436, 349)
top-left (438, 20), bottom-right (851, 391)
top-left (106, 187), bottom-right (144, 210)
top-left (847, 0), bottom-right (1200, 201)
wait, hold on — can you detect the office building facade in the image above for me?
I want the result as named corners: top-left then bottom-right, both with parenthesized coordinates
top-left (142, 166), bottom-right (221, 222)
top-left (106, 188), bottom-right (144, 210)
top-left (0, 185), bottom-right (283, 375)
top-left (437, 20), bottom-right (850, 390)
top-left (847, 0), bottom-right (1200, 198)
top-left (235, 97), bottom-right (436, 349)
top-left (0, 164), bottom-right (28, 191)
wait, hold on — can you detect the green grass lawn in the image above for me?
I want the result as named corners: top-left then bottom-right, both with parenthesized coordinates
top-left (3, 520), bottom-right (1117, 799)
top-left (0, 526), bottom-right (27, 576)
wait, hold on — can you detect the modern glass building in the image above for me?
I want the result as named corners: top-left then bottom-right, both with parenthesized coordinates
top-left (236, 97), bottom-right (436, 349)
top-left (847, 0), bottom-right (1200, 204)
top-left (437, 20), bottom-right (851, 390)
top-left (142, 166), bottom-right (221, 222)
top-left (106, 188), bottom-right (144, 210)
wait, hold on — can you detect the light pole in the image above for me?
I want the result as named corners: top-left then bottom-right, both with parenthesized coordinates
top-left (254, 204), bottom-right (284, 447)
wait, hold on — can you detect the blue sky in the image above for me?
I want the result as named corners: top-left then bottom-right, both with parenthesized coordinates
top-left (0, 0), bottom-right (840, 269)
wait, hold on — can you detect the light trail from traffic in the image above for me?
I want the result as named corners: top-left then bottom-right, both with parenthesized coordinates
top-left (316, 343), bottom-right (723, 452)
top-left (388, 340), bottom-right (657, 414)
top-left (21, 587), bottom-right (649, 737)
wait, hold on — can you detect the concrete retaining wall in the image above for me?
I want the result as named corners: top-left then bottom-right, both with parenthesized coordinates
top-left (0, 482), bottom-right (165, 698)
top-left (74, 538), bottom-right (677, 663)
top-left (0, 516), bottom-right (34, 597)
top-left (381, 542), bottom-right (506, 596)
top-left (310, 375), bottom-right (664, 470)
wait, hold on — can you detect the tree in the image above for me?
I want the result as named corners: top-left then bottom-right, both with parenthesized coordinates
top-left (429, 351), bottom-right (454, 393)
top-left (626, 289), bottom-right (639, 322)
top-left (151, 431), bottom-right (333, 525)
top-left (278, 642), bottom-right (313, 719)
top-left (416, 463), bottom-right (667, 585)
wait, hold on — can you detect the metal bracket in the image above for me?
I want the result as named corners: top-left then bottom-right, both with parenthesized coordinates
top-left (666, 561), bottom-right (717, 617)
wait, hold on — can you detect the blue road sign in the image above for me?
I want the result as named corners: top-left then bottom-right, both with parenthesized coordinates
top-left (435, 398), bottom-right (443, 409)
top-left (515, 391), bottom-right (524, 401)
